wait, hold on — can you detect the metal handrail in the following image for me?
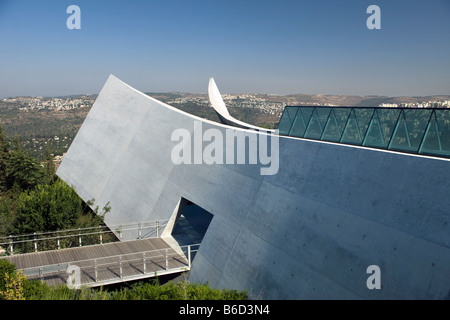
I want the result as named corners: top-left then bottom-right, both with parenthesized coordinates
top-left (21, 243), bottom-right (200, 273)
top-left (0, 220), bottom-right (169, 241)
top-left (1, 225), bottom-right (110, 240)
top-left (1, 229), bottom-right (111, 245)
top-left (0, 220), bottom-right (170, 255)
top-left (21, 243), bottom-right (201, 286)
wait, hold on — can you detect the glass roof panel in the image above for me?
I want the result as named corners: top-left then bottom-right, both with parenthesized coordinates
top-left (321, 108), bottom-right (350, 142)
top-left (389, 109), bottom-right (432, 152)
top-left (364, 109), bottom-right (400, 148)
top-left (277, 106), bottom-right (450, 159)
top-left (277, 106), bottom-right (298, 135)
top-left (419, 109), bottom-right (450, 157)
top-left (289, 107), bottom-right (314, 137)
top-left (304, 107), bottom-right (331, 139)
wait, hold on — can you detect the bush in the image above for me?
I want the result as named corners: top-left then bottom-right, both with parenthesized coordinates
top-left (22, 278), bottom-right (52, 300)
top-left (6, 146), bottom-right (44, 191)
top-left (14, 179), bottom-right (83, 234)
top-left (1, 259), bottom-right (247, 300)
top-left (111, 278), bottom-right (248, 300)
top-left (0, 270), bottom-right (26, 300)
top-left (0, 259), bottom-right (27, 300)
top-left (0, 259), bottom-right (16, 292)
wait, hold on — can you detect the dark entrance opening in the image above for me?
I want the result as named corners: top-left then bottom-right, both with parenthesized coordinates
top-left (171, 199), bottom-right (213, 247)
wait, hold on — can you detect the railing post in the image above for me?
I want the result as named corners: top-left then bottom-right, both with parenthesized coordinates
top-left (165, 249), bottom-right (168, 270)
top-left (34, 232), bottom-right (38, 253)
top-left (57, 236), bottom-right (60, 250)
top-left (78, 228), bottom-right (82, 247)
top-left (119, 256), bottom-right (123, 279)
top-left (188, 245), bottom-right (191, 269)
top-left (143, 252), bottom-right (146, 274)
top-left (156, 220), bottom-right (159, 237)
top-left (94, 259), bottom-right (98, 283)
top-left (9, 235), bottom-right (13, 255)
top-left (138, 223), bottom-right (142, 240)
top-left (99, 225), bottom-right (103, 245)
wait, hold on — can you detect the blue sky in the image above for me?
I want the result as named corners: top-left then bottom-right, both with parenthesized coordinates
top-left (0, 0), bottom-right (449, 97)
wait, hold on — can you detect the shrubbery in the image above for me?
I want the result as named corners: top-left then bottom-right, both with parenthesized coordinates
top-left (0, 126), bottom-right (110, 253)
top-left (0, 259), bottom-right (247, 300)
top-left (0, 259), bottom-right (17, 291)
top-left (14, 179), bottom-right (84, 234)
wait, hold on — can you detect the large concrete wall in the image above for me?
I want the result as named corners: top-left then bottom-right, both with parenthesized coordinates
top-left (57, 75), bottom-right (450, 299)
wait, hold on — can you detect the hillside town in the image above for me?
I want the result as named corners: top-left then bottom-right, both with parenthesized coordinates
top-left (380, 100), bottom-right (450, 108)
top-left (164, 93), bottom-right (295, 116)
top-left (1, 95), bottom-right (95, 110)
top-left (2, 94), bottom-right (449, 116)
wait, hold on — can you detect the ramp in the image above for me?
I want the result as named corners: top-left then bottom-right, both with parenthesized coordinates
top-left (1, 237), bottom-right (198, 288)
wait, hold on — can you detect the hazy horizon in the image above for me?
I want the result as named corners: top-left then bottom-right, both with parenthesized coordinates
top-left (3, 86), bottom-right (450, 100)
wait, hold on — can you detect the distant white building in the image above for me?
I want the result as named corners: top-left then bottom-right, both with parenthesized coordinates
top-left (380, 103), bottom-right (398, 108)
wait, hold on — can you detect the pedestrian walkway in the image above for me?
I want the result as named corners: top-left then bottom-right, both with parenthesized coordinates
top-left (1, 236), bottom-right (199, 288)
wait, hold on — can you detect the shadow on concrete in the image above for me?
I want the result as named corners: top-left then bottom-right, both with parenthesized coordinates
top-left (171, 202), bottom-right (213, 248)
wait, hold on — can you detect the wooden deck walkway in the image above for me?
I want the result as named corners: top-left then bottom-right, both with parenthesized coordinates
top-left (1, 237), bottom-right (192, 288)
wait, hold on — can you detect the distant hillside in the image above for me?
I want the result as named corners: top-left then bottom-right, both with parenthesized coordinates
top-left (50, 92), bottom-right (450, 108)
top-left (286, 94), bottom-right (367, 106)
top-left (1, 91), bottom-right (448, 160)
top-left (285, 94), bottom-right (450, 107)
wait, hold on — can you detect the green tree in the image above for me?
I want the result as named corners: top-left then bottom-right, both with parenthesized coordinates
top-left (13, 179), bottom-right (83, 234)
top-left (0, 195), bottom-right (15, 237)
top-left (0, 270), bottom-right (26, 300)
top-left (0, 126), bottom-right (9, 191)
top-left (43, 147), bottom-right (56, 185)
top-left (6, 138), bottom-right (44, 191)
top-left (0, 259), bottom-right (17, 294)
